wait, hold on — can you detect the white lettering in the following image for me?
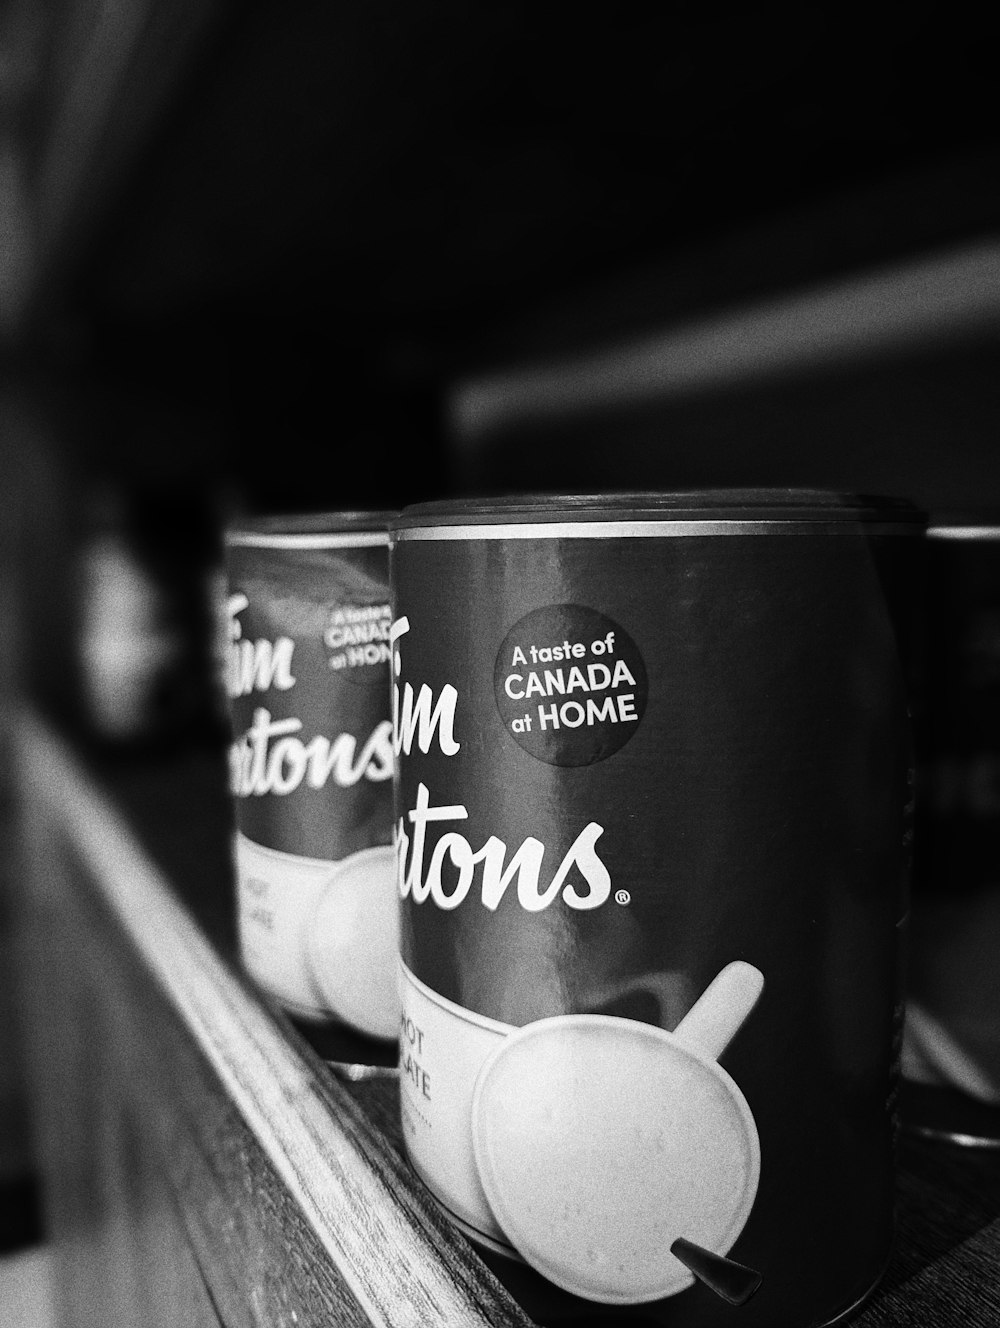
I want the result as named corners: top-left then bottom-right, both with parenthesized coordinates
top-left (534, 696), bottom-right (639, 729)
top-left (587, 695), bottom-right (617, 724)
top-left (617, 693), bottom-right (638, 721)
top-left (611, 660), bottom-right (637, 688)
top-left (324, 618), bottom-right (392, 649)
top-left (229, 710), bottom-right (393, 796)
top-left (559, 701), bottom-right (586, 727)
top-left (226, 594), bottom-right (296, 697)
top-left (399, 782), bottom-right (468, 902)
top-left (391, 617), bottom-right (460, 756)
top-left (506, 661), bottom-right (621, 701)
top-left (396, 782), bottom-right (612, 912)
top-left (537, 703), bottom-right (560, 730)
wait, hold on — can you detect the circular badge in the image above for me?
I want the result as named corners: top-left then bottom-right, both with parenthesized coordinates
top-left (494, 605), bottom-right (648, 766)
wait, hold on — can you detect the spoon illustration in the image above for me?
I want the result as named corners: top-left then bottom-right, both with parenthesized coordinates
top-left (471, 960), bottom-right (765, 1305)
top-left (670, 1237), bottom-right (762, 1306)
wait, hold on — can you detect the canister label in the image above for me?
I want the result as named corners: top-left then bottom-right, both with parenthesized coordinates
top-left (392, 518), bottom-right (915, 1323)
top-left (225, 527), bottom-right (397, 1037)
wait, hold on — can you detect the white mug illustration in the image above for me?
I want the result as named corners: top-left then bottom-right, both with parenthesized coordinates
top-left (470, 959), bottom-right (765, 1306)
top-left (307, 844), bottom-right (400, 1040)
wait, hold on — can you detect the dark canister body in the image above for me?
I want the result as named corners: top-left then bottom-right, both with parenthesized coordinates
top-left (224, 512), bottom-right (398, 1043)
top-left (913, 519), bottom-right (1000, 899)
top-left (389, 491), bottom-right (924, 1328)
top-left (903, 518), bottom-right (1000, 1126)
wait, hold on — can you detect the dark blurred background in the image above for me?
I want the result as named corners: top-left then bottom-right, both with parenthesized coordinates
top-left (2, 2), bottom-right (1000, 512)
top-left (1, 0), bottom-right (999, 1277)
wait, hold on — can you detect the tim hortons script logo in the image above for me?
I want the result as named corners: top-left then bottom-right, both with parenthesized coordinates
top-left (226, 593), bottom-right (296, 698)
top-left (229, 710), bottom-right (393, 797)
top-left (226, 593), bottom-right (392, 796)
top-left (391, 616), bottom-right (613, 912)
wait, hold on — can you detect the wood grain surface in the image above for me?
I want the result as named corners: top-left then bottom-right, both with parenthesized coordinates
top-left (9, 709), bottom-right (1000, 1327)
top-left (12, 711), bottom-right (532, 1328)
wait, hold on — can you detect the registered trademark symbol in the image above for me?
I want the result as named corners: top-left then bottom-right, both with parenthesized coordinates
top-left (614, 889), bottom-right (631, 905)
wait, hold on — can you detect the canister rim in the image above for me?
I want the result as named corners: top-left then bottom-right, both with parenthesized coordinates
top-left (225, 510), bottom-right (397, 548)
top-left (391, 489), bottom-right (927, 533)
top-left (927, 511), bottom-right (1000, 541)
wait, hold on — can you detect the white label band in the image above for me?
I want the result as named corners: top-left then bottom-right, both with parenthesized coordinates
top-left (398, 961), bottom-right (515, 1252)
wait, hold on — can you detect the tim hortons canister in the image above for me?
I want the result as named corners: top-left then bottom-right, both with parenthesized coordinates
top-left (223, 512), bottom-right (398, 1047)
top-left (912, 518), bottom-right (1000, 902)
top-left (902, 517), bottom-right (1000, 1134)
top-left (389, 491), bottom-right (925, 1328)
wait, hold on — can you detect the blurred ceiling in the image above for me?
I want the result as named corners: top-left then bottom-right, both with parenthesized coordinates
top-left (1, 0), bottom-right (998, 513)
top-left (2, 0), bottom-right (996, 352)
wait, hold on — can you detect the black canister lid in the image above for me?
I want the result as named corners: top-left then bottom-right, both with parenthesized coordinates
top-left (391, 489), bottom-right (927, 531)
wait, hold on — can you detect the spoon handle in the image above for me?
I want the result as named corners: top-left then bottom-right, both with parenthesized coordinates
top-left (670, 1237), bottom-right (762, 1306)
top-left (672, 960), bottom-right (764, 1061)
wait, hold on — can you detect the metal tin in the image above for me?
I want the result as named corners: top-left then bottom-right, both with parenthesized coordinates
top-left (389, 489), bottom-right (925, 1327)
top-left (223, 512), bottom-right (398, 1043)
top-left (913, 518), bottom-right (1000, 900)
top-left (902, 517), bottom-right (1000, 1141)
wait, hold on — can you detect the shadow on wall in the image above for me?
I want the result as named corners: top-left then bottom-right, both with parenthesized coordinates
top-left (449, 334), bottom-right (1000, 514)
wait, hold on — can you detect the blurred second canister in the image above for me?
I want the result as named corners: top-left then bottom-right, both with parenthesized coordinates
top-left (223, 511), bottom-right (398, 1055)
top-left (904, 516), bottom-right (1000, 1128)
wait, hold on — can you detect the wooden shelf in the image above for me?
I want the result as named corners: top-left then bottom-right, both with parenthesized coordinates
top-left (12, 713), bottom-right (532, 1327)
top-left (5, 709), bottom-right (1000, 1326)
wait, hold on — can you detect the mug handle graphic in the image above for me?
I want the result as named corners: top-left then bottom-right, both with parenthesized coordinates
top-left (672, 960), bottom-right (765, 1062)
top-left (584, 959), bottom-right (764, 1057)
